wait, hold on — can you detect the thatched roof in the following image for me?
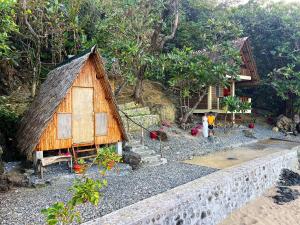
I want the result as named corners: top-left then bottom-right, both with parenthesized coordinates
top-left (17, 46), bottom-right (127, 160)
top-left (194, 37), bottom-right (260, 84)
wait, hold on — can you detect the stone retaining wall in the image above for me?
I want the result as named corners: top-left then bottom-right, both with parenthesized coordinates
top-left (84, 148), bottom-right (299, 225)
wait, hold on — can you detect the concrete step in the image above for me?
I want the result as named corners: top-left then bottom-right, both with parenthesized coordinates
top-left (133, 149), bottom-right (156, 157)
top-left (122, 106), bottom-right (151, 117)
top-left (147, 158), bottom-right (168, 167)
top-left (122, 114), bottom-right (160, 132)
top-left (118, 102), bottom-right (141, 110)
top-left (141, 154), bottom-right (162, 164)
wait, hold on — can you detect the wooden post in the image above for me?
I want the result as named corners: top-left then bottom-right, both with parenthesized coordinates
top-left (34, 151), bottom-right (43, 167)
top-left (116, 142), bottom-right (122, 155)
top-left (208, 86), bottom-right (212, 110)
top-left (140, 128), bottom-right (144, 146)
top-left (231, 81), bottom-right (236, 123)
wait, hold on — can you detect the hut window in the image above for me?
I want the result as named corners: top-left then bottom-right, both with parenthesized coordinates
top-left (216, 86), bottom-right (223, 98)
top-left (57, 113), bottom-right (72, 139)
top-left (95, 112), bottom-right (108, 136)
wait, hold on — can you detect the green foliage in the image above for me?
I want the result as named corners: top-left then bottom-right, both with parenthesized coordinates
top-left (221, 96), bottom-right (240, 113)
top-left (268, 65), bottom-right (300, 101)
top-left (229, 0), bottom-right (300, 114)
top-left (41, 146), bottom-right (121, 225)
top-left (221, 96), bottom-right (252, 113)
top-left (0, 98), bottom-right (19, 141)
top-left (41, 202), bottom-right (80, 225)
top-left (69, 177), bottom-right (106, 206)
top-left (0, 0), bottom-right (18, 59)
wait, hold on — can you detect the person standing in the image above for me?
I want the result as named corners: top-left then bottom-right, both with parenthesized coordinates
top-left (202, 114), bottom-right (208, 138)
top-left (207, 111), bottom-right (216, 132)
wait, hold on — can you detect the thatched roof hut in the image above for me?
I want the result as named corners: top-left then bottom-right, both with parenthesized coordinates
top-left (17, 46), bottom-right (127, 160)
top-left (194, 37), bottom-right (260, 85)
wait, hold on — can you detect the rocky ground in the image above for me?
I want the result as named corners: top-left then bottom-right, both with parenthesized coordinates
top-left (132, 123), bottom-right (297, 162)
top-left (0, 123), bottom-right (299, 224)
top-left (0, 162), bottom-right (216, 225)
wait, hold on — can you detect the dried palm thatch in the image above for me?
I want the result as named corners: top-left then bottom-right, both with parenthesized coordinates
top-left (194, 37), bottom-right (259, 84)
top-left (17, 46), bottom-right (127, 160)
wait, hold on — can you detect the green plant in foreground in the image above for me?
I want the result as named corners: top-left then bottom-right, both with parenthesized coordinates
top-left (41, 146), bottom-right (122, 225)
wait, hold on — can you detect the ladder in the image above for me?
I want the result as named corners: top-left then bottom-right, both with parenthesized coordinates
top-left (72, 143), bottom-right (98, 163)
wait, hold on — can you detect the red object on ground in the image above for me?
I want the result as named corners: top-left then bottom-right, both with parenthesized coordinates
top-left (191, 128), bottom-right (199, 136)
top-left (248, 123), bottom-right (255, 129)
top-left (150, 131), bottom-right (158, 140)
top-left (73, 164), bottom-right (81, 173)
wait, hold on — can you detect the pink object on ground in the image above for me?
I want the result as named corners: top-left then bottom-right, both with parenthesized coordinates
top-left (150, 131), bottom-right (158, 140)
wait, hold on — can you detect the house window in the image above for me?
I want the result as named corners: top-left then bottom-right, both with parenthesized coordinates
top-left (216, 86), bottom-right (223, 98)
top-left (57, 113), bottom-right (72, 139)
top-left (95, 112), bottom-right (108, 136)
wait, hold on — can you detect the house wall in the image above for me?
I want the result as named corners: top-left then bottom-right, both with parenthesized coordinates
top-left (36, 58), bottom-right (123, 151)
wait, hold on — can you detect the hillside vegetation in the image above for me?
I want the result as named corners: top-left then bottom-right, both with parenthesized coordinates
top-left (0, 0), bottom-right (300, 158)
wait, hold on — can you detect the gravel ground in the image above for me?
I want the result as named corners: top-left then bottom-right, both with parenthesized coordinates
top-left (1, 123), bottom-right (299, 224)
top-left (0, 162), bottom-right (216, 225)
top-left (132, 123), bottom-right (297, 162)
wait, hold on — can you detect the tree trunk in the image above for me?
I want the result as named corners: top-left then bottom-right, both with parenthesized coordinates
top-left (134, 78), bottom-right (144, 104)
top-left (114, 80), bottom-right (127, 97)
top-left (133, 0), bottom-right (179, 103)
top-left (180, 91), bottom-right (207, 128)
top-left (133, 65), bottom-right (147, 104)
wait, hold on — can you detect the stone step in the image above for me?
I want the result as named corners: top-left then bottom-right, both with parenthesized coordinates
top-left (141, 154), bottom-right (162, 164)
top-left (133, 149), bottom-right (156, 157)
top-left (121, 114), bottom-right (160, 132)
top-left (118, 102), bottom-right (141, 110)
top-left (146, 158), bottom-right (168, 167)
top-left (122, 106), bottom-right (151, 117)
top-left (131, 144), bottom-right (149, 151)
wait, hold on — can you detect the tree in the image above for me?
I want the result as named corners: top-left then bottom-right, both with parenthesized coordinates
top-left (0, 0), bottom-right (18, 60)
top-left (89, 0), bottom-right (179, 104)
top-left (160, 41), bottom-right (241, 127)
top-left (229, 0), bottom-right (300, 115)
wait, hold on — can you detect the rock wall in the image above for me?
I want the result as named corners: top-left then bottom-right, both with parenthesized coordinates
top-left (84, 148), bottom-right (299, 225)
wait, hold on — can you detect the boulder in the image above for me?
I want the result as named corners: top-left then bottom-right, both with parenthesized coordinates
top-left (293, 114), bottom-right (300, 124)
top-left (156, 130), bottom-right (168, 141)
top-left (0, 172), bottom-right (29, 192)
top-left (122, 151), bottom-right (141, 170)
top-left (276, 115), bottom-right (296, 132)
top-left (272, 127), bottom-right (279, 132)
top-left (297, 123), bottom-right (300, 133)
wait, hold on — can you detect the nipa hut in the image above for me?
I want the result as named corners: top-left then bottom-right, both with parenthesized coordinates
top-left (191, 37), bottom-right (260, 114)
top-left (17, 46), bottom-right (127, 163)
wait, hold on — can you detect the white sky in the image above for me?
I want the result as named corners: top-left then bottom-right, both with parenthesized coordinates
top-left (237, 0), bottom-right (299, 3)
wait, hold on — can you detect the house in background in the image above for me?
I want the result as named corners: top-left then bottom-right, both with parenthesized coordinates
top-left (17, 46), bottom-right (127, 163)
top-left (191, 37), bottom-right (260, 114)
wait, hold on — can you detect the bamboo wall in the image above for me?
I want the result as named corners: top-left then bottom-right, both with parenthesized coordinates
top-left (36, 58), bottom-right (123, 151)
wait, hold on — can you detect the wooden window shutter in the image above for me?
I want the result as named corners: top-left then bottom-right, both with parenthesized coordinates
top-left (95, 112), bottom-right (108, 136)
top-left (57, 113), bottom-right (72, 139)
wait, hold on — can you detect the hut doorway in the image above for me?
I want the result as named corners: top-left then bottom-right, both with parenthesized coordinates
top-left (72, 87), bottom-right (94, 144)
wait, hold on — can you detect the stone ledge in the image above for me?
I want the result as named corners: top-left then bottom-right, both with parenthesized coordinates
top-left (83, 149), bottom-right (299, 225)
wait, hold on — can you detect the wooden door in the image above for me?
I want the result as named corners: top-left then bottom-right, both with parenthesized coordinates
top-left (72, 87), bottom-right (94, 144)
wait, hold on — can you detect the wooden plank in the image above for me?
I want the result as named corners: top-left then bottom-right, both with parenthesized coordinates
top-left (57, 113), bottom-right (72, 139)
top-left (72, 87), bottom-right (94, 144)
top-left (95, 112), bottom-right (108, 136)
